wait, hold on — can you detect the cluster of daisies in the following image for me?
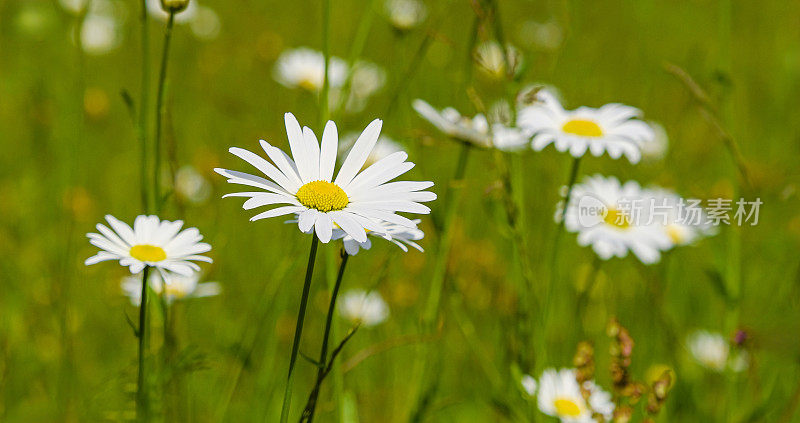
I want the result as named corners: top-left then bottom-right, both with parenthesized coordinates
top-left (86, 111), bottom-right (434, 301)
top-left (415, 87), bottom-right (714, 265)
top-left (521, 368), bottom-right (615, 423)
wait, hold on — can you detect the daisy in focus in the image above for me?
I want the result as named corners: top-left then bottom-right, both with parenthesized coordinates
top-left (537, 368), bottom-right (614, 423)
top-left (338, 289), bottom-right (389, 327)
top-left (215, 113), bottom-right (436, 243)
top-left (85, 215), bottom-right (212, 276)
top-left (273, 47), bottom-right (348, 93)
top-left (687, 330), bottom-right (748, 373)
top-left (121, 272), bottom-right (220, 306)
top-left (333, 219), bottom-right (425, 256)
top-left (563, 175), bottom-right (670, 264)
top-left (412, 99), bottom-right (530, 151)
top-left (518, 89), bottom-right (655, 163)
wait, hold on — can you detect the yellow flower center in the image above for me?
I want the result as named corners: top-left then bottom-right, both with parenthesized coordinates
top-left (296, 180), bottom-right (349, 212)
top-left (562, 119), bottom-right (603, 137)
top-left (130, 245), bottom-right (167, 262)
top-left (298, 77), bottom-right (319, 91)
top-left (164, 284), bottom-right (188, 299)
top-left (554, 398), bottom-right (583, 417)
top-left (604, 207), bottom-right (630, 229)
top-left (667, 225), bottom-right (685, 244)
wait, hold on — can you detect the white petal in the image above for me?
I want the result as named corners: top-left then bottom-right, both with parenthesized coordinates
top-left (314, 213), bottom-right (333, 243)
top-left (334, 119), bottom-right (383, 188)
top-left (250, 205), bottom-right (306, 221)
top-left (319, 120), bottom-right (338, 182)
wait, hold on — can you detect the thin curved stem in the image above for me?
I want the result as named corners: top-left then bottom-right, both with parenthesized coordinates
top-left (279, 236), bottom-right (320, 423)
top-left (153, 11), bottom-right (175, 214)
top-left (303, 253), bottom-right (349, 422)
top-left (139, 0), bottom-right (150, 213)
top-left (137, 266), bottom-right (151, 421)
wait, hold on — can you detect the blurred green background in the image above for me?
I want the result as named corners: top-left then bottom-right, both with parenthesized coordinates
top-left (2, 0), bottom-right (800, 421)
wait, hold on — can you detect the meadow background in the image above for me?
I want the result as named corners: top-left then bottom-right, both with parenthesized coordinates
top-left (3, 0), bottom-right (800, 421)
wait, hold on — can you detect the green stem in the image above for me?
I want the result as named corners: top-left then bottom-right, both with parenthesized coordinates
top-left (153, 11), bottom-right (175, 214)
top-left (139, 0), bottom-right (150, 213)
top-left (137, 266), bottom-right (151, 421)
top-left (279, 236), bottom-right (320, 423)
top-left (540, 156), bottom-right (581, 367)
top-left (423, 143), bottom-right (471, 324)
top-left (304, 253), bottom-right (349, 422)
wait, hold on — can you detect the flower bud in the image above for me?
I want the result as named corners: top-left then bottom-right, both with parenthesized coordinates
top-left (160, 0), bottom-right (190, 13)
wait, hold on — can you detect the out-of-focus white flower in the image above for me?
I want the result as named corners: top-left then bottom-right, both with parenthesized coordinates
top-left (519, 88), bottom-right (655, 163)
top-left (537, 368), bottom-right (614, 422)
top-left (687, 330), bottom-right (747, 373)
top-left (644, 188), bottom-right (715, 248)
top-left (521, 374), bottom-right (537, 396)
top-left (413, 99), bottom-right (530, 151)
top-left (175, 165), bottom-right (212, 205)
top-left (122, 271), bottom-right (220, 306)
top-left (343, 61), bottom-right (387, 113)
top-left (641, 121), bottom-right (669, 161)
top-left (563, 175), bottom-right (671, 264)
top-left (273, 48), bottom-right (348, 93)
top-left (519, 20), bottom-right (563, 51)
top-left (189, 6), bottom-right (220, 40)
top-left (384, 0), bottom-right (427, 31)
top-left (474, 41), bottom-right (523, 80)
top-left (339, 290), bottom-right (389, 327)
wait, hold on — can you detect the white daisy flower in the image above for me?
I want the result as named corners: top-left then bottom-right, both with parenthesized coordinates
top-left (518, 89), bottom-right (655, 163)
top-left (641, 121), bottom-right (669, 161)
top-left (273, 48), bottom-right (348, 93)
top-left (687, 330), bottom-right (747, 373)
top-left (384, 0), bottom-right (427, 31)
top-left (335, 219), bottom-right (424, 256)
top-left (412, 99), bottom-right (530, 151)
top-left (339, 289), bottom-right (389, 327)
top-left (85, 215), bottom-right (212, 276)
top-left (564, 175), bottom-right (670, 264)
top-left (215, 113), bottom-right (436, 243)
top-left (121, 271), bottom-right (220, 306)
top-left (644, 188), bottom-right (715, 248)
top-left (537, 368), bottom-right (614, 423)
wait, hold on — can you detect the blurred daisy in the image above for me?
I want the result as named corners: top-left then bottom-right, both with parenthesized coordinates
top-left (273, 48), bottom-right (348, 92)
top-left (474, 41), bottom-right (523, 80)
top-left (146, 0), bottom-right (221, 40)
top-left (537, 368), bottom-right (614, 422)
top-left (121, 271), bottom-right (220, 306)
top-left (412, 99), bottom-right (529, 151)
top-left (339, 290), bottom-right (389, 327)
top-left (519, 89), bottom-right (655, 163)
top-left (687, 330), bottom-right (747, 372)
top-left (521, 374), bottom-right (537, 396)
top-left (85, 215), bottom-right (212, 276)
top-left (343, 61), bottom-right (387, 113)
top-left (78, 13), bottom-right (120, 55)
top-left (384, 0), bottom-right (427, 31)
top-left (641, 121), bottom-right (669, 161)
top-left (645, 188), bottom-right (715, 248)
top-left (335, 219), bottom-right (424, 256)
top-left (563, 175), bottom-right (670, 264)
top-left (175, 165), bottom-right (212, 205)
top-left (340, 132), bottom-right (404, 167)
top-left (215, 113), bottom-right (436, 243)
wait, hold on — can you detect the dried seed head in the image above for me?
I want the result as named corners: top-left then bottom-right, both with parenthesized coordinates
top-left (160, 0), bottom-right (190, 13)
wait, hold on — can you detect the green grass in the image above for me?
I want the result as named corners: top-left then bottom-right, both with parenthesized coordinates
top-left (2, 0), bottom-right (800, 421)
